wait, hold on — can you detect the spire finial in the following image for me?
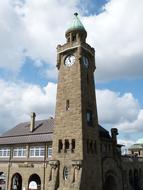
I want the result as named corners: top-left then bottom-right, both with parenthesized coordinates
top-left (74, 12), bottom-right (78, 17)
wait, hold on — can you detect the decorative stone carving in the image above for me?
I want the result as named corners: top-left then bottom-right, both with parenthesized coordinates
top-left (48, 160), bottom-right (59, 182)
top-left (72, 160), bottom-right (82, 170)
top-left (48, 160), bottom-right (59, 169)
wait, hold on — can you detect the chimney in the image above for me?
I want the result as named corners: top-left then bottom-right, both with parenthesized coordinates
top-left (30, 112), bottom-right (36, 132)
top-left (111, 128), bottom-right (118, 145)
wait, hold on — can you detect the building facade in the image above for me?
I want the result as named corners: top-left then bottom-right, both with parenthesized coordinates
top-left (0, 13), bottom-right (143, 190)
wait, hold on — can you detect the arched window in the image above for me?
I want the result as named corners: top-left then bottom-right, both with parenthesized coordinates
top-left (63, 167), bottom-right (69, 180)
top-left (11, 173), bottom-right (22, 190)
top-left (0, 172), bottom-right (6, 190)
top-left (28, 174), bottom-right (41, 190)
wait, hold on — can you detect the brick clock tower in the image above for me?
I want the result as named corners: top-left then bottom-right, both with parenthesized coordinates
top-left (50, 13), bottom-right (102, 190)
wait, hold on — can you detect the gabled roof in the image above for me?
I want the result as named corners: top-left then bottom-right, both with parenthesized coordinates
top-left (2, 118), bottom-right (54, 137)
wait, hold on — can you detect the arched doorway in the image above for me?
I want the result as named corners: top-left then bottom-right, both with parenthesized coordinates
top-left (11, 173), bottom-right (22, 190)
top-left (0, 172), bottom-right (6, 190)
top-left (103, 175), bottom-right (117, 190)
top-left (28, 174), bottom-right (41, 190)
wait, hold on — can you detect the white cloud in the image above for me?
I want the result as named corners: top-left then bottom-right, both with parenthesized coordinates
top-left (1, 0), bottom-right (143, 81)
top-left (0, 0), bottom-right (78, 72)
top-left (0, 0), bottom-right (25, 71)
top-left (0, 80), bottom-right (142, 135)
top-left (84, 0), bottom-right (143, 81)
top-left (114, 110), bottom-right (143, 132)
top-left (0, 79), bottom-right (56, 132)
top-left (96, 89), bottom-right (143, 133)
top-left (97, 89), bottom-right (140, 124)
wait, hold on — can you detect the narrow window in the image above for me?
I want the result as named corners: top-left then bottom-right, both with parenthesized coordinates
top-left (90, 141), bottom-right (93, 153)
top-left (87, 73), bottom-right (89, 84)
top-left (87, 140), bottom-right (89, 154)
top-left (94, 141), bottom-right (97, 154)
top-left (58, 140), bottom-right (63, 153)
top-left (71, 139), bottom-right (75, 152)
top-left (86, 110), bottom-right (93, 126)
top-left (48, 147), bottom-right (52, 158)
top-left (66, 100), bottom-right (70, 111)
top-left (72, 34), bottom-right (76, 42)
top-left (65, 140), bottom-right (70, 152)
top-left (67, 37), bottom-right (70, 43)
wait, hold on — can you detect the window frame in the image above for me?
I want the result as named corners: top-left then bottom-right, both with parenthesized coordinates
top-left (13, 147), bottom-right (26, 157)
top-left (47, 147), bottom-right (52, 158)
top-left (29, 146), bottom-right (45, 157)
top-left (0, 147), bottom-right (10, 157)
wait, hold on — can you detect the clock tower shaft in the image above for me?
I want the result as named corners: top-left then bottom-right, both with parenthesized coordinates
top-left (50, 13), bottom-right (102, 190)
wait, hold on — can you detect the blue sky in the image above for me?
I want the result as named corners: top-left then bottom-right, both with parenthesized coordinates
top-left (0, 0), bottom-right (143, 148)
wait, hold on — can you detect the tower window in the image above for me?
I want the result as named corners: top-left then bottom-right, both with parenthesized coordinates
top-left (66, 100), bottom-right (70, 111)
top-left (87, 139), bottom-right (89, 154)
top-left (65, 140), bottom-right (70, 152)
top-left (67, 37), bottom-right (70, 43)
top-left (90, 141), bottom-right (93, 153)
top-left (72, 34), bottom-right (76, 42)
top-left (71, 139), bottom-right (75, 152)
top-left (63, 167), bottom-right (69, 180)
top-left (58, 140), bottom-right (63, 153)
top-left (87, 73), bottom-right (89, 84)
top-left (94, 141), bottom-right (97, 154)
top-left (86, 110), bottom-right (93, 126)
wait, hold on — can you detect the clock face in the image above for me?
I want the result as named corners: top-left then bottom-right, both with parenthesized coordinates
top-left (83, 56), bottom-right (89, 68)
top-left (65, 55), bottom-right (76, 67)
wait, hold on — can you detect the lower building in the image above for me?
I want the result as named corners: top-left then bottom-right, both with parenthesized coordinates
top-left (0, 115), bottom-right (143, 190)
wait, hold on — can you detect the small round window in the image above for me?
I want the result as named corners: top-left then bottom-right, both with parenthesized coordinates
top-left (63, 167), bottom-right (69, 180)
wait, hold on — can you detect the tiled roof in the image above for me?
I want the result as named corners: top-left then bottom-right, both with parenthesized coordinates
top-left (0, 134), bottom-right (52, 145)
top-left (0, 118), bottom-right (54, 145)
top-left (0, 118), bottom-right (110, 145)
top-left (2, 118), bottom-right (54, 137)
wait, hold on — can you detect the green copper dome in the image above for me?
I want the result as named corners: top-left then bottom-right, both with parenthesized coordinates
top-left (66, 13), bottom-right (86, 33)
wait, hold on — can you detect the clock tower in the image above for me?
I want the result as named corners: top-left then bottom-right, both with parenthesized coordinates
top-left (50, 13), bottom-right (102, 190)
